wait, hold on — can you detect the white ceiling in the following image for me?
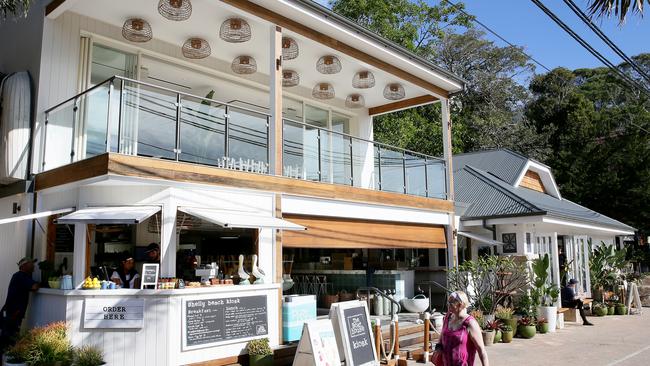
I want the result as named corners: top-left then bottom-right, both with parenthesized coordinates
top-left (69, 0), bottom-right (432, 109)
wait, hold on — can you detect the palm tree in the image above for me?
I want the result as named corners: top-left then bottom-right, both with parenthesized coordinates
top-left (588, 0), bottom-right (650, 23)
top-left (0, 0), bottom-right (32, 20)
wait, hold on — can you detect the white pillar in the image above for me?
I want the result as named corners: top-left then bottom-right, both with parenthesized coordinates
top-left (441, 99), bottom-right (456, 268)
top-left (160, 198), bottom-right (177, 277)
top-left (269, 25), bottom-right (282, 176)
top-left (550, 232), bottom-right (561, 306)
top-left (72, 223), bottom-right (87, 287)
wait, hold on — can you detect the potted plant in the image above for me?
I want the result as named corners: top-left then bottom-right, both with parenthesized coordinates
top-left (500, 324), bottom-right (514, 343)
top-left (532, 254), bottom-right (559, 333)
top-left (24, 321), bottom-right (73, 366)
top-left (593, 302), bottom-right (608, 317)
top-left (485, 320), bottom-right (502, 343)
top-left (607, 302), bottom-right (616, 315)
top-left (615, 302), bottom-right (627, 315)
top-left (5, 335), bottom-right (31, 366)
top-left (537, 318), bottom-right (549, 334)
top-left (73, 345), bottom-right (105, 366)
top-left (247, 338), bottom-right (273, 366)
top-left (495, 306), bottom-right (517, 333)
top-left (517, 317), bottom-right (536, 339)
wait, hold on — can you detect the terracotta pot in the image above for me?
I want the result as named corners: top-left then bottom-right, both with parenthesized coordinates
top-left (501, 330), bottom-right (514, 343)
top-left (250, 354), bottom-right (273, 366)
top-left (482, 330), bottom-right (494, 346)
top-left (518, 325), bottom-right (536, 339)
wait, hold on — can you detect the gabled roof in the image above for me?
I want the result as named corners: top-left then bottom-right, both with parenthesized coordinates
top-left (453, 150), bottom-right (636, 233)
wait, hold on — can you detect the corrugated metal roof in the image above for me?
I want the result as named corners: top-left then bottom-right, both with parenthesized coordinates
top-left (454, 150), bottom-right (636, 233)
top-left (453, 149), bottom-right (528, 185)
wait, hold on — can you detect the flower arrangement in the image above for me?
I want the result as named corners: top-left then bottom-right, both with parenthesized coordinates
top-left (536, 317), bottom-right (547, 325)
top-left (470, 309), bottom-right (485, 329)
top-left (495, 306), bottom-right (514, 320)
top-left (518, 316), bottom-right (536, 327)
top-left (247, 338), bottom-right (272, 356)
top-left (485, 320), bottom-right (501, 331)
top-left (74, 345), bottom-right (105, 366)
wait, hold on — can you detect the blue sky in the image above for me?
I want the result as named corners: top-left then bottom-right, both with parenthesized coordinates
top-left (316, 0), bottom-right (650, 73)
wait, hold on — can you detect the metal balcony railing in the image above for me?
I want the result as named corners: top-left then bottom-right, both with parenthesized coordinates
top-left (42, 76), bottom-right (447, 199)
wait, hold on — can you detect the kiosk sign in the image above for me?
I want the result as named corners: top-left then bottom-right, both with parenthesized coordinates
top-left (83, 298), bottom-right (144, 329)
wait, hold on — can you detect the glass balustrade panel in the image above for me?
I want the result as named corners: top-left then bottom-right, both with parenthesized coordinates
top-left (179, 96), bottom-right (226, 166)
top-left (77, 83), bottom-right (111, 159)
top-left (43, 102), bottom-right (75, 171)
top-left (351, 139), bottom-right (373, 189)
top-left (283, 120), bottom-right (319, 181)
top-left (228, 107), bottom-right (269, 173)
top-left (426, 159), bottom-right (447, 199)
top-left (405, 153), bottom-right (427, 197)
top-left (379, 147), bottom-right (405, 193)
top-left (320, 130), bottom-right (352, 185)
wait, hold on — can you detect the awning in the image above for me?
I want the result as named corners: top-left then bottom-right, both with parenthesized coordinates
top-left (177, 207), bottom-right (305, 231)
top-left (56, 206), bottom-right (161, 224)
top-left (457, 231), bottom-right (503, 246)
top-left (0, 207), bottom-right (75, 225)
top-left (282, 214), bottom-right (447, 249)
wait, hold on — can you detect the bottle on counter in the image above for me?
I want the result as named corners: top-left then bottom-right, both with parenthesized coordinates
top-left (373, 293), bottom-right (384, 316)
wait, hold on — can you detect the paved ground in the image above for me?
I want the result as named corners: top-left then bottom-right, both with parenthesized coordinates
top-left (475, 310), bottom-right (650, 366)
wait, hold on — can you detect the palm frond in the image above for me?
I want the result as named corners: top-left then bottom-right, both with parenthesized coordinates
top-left (588, 0), bottom-right (650, 23)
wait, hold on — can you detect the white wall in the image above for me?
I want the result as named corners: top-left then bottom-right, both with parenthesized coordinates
top-left (0, 193), bottom-right (32, 306)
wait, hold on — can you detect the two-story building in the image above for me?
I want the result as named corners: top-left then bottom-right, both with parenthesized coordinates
top-left (0, 1), bottom-right (466, 364)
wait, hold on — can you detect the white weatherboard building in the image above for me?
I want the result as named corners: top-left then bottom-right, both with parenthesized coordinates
top-left (453, 149), bottom-right (636, 299)
top-left (0, 1), bottom-right (466, 365)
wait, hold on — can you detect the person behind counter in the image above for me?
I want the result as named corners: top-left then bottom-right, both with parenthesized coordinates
top-left (1, 257), bottom-right (39, 354)
top-left (111, 253), bottom-right (141, 289)
top-left (145, 243), bottom-right (160, 263)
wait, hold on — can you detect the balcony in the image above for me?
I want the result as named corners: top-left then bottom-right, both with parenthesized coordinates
top-left (41, 76), bottom-right (447, 199)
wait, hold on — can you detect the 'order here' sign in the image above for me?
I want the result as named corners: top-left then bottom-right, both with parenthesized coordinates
top-left (84, 298), bottom-right (145, 329)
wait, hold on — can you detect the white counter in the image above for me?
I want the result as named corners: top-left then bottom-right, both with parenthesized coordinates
top-left (29, 284), bottom-right (281, 366)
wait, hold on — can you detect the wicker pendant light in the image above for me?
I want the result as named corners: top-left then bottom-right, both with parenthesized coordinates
top-left (282, 37), bottom-right (299, 60)
top-left (316, 55), bottom-right (342, 74)
top-left (282, 70), bottom-right (300, 87)
top-left (182, 38), bottom-right (211, 59)
top-left (383, 83), bottom-right (405, 100)
top-left (345, 94), bottom-right (365, 109)
top-left (231, 55), bottom-right (257, 74)
top-left (219, 18), bottom-right (251, 43)
top-left (312, 83), bottom-right (335, 100)
top-left (352, 71), bottom-right (375, 89)
top-left (122, 18), bottom-right (153, 43)
top-left (158, 0), bottom-right (192, 21)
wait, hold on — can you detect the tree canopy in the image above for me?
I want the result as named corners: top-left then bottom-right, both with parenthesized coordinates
top-left (0, 0), bottom-right (31, 20)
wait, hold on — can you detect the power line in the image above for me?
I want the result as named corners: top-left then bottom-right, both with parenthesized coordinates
top-left (439, 0), bottom-right (552, 72)
top-left (530, 0), bottom-right (650, 96)
top-left (563, 0), bottom-right (650, 84)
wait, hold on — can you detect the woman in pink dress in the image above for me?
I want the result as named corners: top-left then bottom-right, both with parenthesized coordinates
top-left (439, 291), bottom-right (489, 366)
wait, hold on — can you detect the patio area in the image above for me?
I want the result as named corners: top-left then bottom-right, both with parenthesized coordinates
top-left (474, 310), bottom-right (649, 366)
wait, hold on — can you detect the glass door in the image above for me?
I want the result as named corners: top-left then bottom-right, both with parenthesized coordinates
top-left (566, 236), bottom-right (590, 297)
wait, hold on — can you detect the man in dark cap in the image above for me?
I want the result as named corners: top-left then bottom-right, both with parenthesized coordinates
top-left (145, 243), bottom-right (160, 264)
top-left (561, 278), bottom-right (593, 326)
top-left (1, 257), bottom-right (40, 351)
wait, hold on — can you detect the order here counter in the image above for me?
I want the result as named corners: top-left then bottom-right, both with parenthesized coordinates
top-left (28, 284), bottom-right (281, 366)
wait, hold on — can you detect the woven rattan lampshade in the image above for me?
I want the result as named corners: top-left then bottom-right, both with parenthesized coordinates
top-left (312, 83), bottom-right (335, 99)
top-left (158, 0), bottom-right (192, 21)
top-left (231, 55), bottom-right (257, 74)
top-left (182, 38), bottom-right (210, 59)
top-left (383, 83), bottom-right (405, 100)
top-left (345, 94), bottom-right (365, 108)
top-left (122, 18), bottom-right (152, 43)
top-left (352, 71), bottom-right (375, 89)
top-left (282, 37), bottom-right (299, 60)
top-left (282, 70), bottom-right (300, 87)
top-left (220, 18), bottom-right (251, 43)
top-left (316, 55), bottom-right (342, 74)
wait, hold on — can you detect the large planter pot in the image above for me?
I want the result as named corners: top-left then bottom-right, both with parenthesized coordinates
top-left (502, 330), bottom-right (514, 343)
top-left (482, 330), bottom-right (494, 346)
top-left (4, 360), bottom-right (27, 366)
top-left (594, 307), bottom-right (608, 317)
top-left (493, 330), bottom-right (502, 343)
top-left (538, 323), bottom-right (550, 334)
top-left (250, 354), bottom-right (273, 366)
top-left (501, 318), bottom-right (518, 333)
top-left (537, 306), bottom-right (557, 333)
top-left (608, 306), bottom-right (615, 315)
top-left (615, 306), bottom-right (627, 315)
top-left (518, 325), bottom-right (536, 339)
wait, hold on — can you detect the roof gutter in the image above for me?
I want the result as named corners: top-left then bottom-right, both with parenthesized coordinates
top-left (290, 0), bottom-right (467, 90)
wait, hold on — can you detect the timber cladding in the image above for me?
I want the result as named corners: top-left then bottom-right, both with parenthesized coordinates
top-left (34, 154), bottom-right (454, 213)
top-left (520, 170), bottom-right (546, 193)
top-left (282, 214), bottom-right (447, 249)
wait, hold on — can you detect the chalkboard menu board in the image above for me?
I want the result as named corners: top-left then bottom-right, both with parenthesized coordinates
top-left (141, 264), bottom-right (159, 289)
top-left (184, 295), bottom-right (268, 349)
top-left (55, 225), bottom-right (75, 252)
top-left (342, 306), bottom-right (374, 366)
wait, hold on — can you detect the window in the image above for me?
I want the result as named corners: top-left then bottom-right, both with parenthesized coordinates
top-left (526, 233), bottom-right (533, 253)
top-left (502, 233), bottom-right (517, 254)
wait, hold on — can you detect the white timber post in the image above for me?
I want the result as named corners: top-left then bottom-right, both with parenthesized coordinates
top-left (72, 223), bottom-right (87, 287)
top-left (161, 195), bottom-right (177, 277)
top-left (551, 232), bottom-right (561, 306)
top-left (269, 25), bottom-right (283, 176)
top-left (441, 98), bottom-right (457, 268)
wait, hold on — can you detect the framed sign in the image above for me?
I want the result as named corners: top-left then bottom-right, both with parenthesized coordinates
top-left (83, 298), bottom-right (144, 329)
top-left (141, 263), bottom-right (159, 289)
top-left (502, 233), bottom-right (517, 254)
top-left (330, 301), bottom-right (378, 366)
top-left (292, 319), bottom-right (340, 366)
top-left (182, 294), bottom-right (269, 351)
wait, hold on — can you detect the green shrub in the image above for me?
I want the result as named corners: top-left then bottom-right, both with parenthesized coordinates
top-left (24, 322), bottom-right (73, 366)
top-left (247, 338), bottom-right (272, 356)
top-left (74, 345), bottom-right (105, 366)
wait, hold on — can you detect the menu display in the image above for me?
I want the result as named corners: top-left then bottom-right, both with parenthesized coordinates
top-left (184, 295), bottom-right (268, 349)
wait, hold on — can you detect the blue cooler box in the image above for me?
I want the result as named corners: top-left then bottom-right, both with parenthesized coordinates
top-left (282, 295), bottom-right (317, 342)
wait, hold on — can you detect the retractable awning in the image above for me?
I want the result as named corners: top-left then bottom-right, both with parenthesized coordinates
top-left (56, 206), bottom-right (161, 224)
top-left (178, 207), bottom-right (305, 231)
top-left (0, 207), bottom-right (75, 225)
top-left (457, 231), bottom-right (504, 246)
